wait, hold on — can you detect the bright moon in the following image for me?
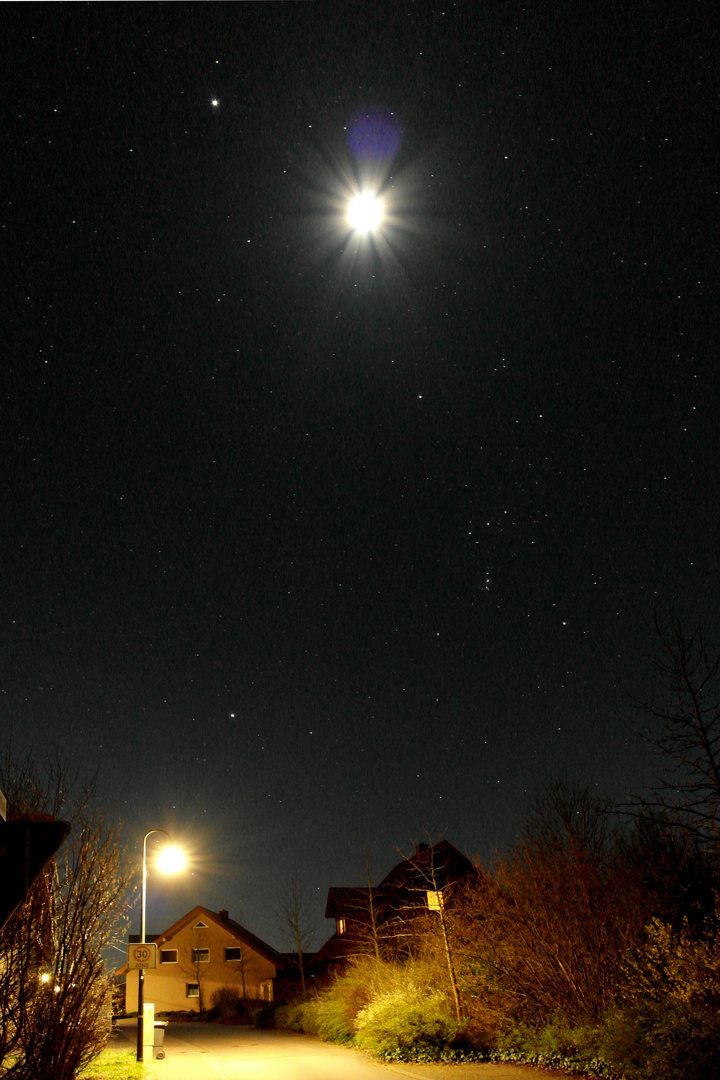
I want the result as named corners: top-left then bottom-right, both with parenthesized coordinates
top-left (347, 191), bottom-right (384, 234)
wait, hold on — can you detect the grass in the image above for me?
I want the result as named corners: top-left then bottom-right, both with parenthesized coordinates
top-left (78, 1046), bottom-right (149, 1079)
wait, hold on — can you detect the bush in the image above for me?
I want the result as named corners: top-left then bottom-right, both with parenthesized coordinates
top-left (285, 955), bottom-right (385, 1044)
top-left (0, 754), bottom-right (132, 1080)
top-left (600, 1001), bottom-right (720, 1080)
top-left (210, 987), bottom-right (243, 1020)
top-left (280, 954), bottom-right (472, 1061)
top-left (354, 982), bottom-right (462, 1060)
top-left (494, 1018), bottom-right (616, 1077)
top-left (292, 993), bottom-right (356, 1043)
top-left (252, 1004), bottom-right (275, 1029)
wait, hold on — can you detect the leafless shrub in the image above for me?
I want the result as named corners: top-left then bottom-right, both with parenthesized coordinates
top-left (0, 751), bottom-right (132, 1080)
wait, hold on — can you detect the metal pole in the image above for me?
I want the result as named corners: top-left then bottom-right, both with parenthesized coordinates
top-left (136, 829), bottom-right (168, 1062)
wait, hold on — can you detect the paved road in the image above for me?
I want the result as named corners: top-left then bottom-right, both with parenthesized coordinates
top-left (112, 1019), bottom-right (567, 1080)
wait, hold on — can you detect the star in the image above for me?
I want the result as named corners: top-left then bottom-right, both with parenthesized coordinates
top-left (211, 98), bottom-right (219, 109)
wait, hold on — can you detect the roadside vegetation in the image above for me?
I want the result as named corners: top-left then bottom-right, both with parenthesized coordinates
top-left (0, 753), bottom-right (132, 1080)
top-left (279, 793), bottom-right (720, 1077)
top-left (77, 1048), bottom-right (146, 1080)
top-left (278, 618), bottom-right (720, 1079)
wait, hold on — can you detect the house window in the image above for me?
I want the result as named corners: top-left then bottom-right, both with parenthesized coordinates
top-left (260, 980), bottom-right (273, 1002)
top-left (160, 949), bottom-right (178, 964)
top-left (186, 983), bottom-right (200, 998)
top-left (426, 890), bottom-right (444, 912)
top-left (193, 920), bottom-right (208, 929)
top-left (336, 918), bottom-right (346, 935)
top-left (225, 947), bottom-right (242, 962)
top-left (192, 948), bottom-right (210, 963)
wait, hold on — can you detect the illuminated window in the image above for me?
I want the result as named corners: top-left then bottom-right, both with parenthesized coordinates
top-left (192, 948), bottom-right (209, 963)
top-left (426, 890), bottom-right (444, 911)
top-left (160, 949), bottom-right (178, 964)
top-left (336, 918), bottom-right (346, 935)
top-left (186, 983), bottom-right (199, 998)
top-left (225, 947), bottom-right (242, 962)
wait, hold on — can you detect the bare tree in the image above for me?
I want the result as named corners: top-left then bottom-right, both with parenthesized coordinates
top-left (180, 925), bottom-right (210, 1013)
top-left (0, 752), bottom-right (131, 1080)
top-left (276, 880), bottom-right (315, 999)
top-left (363, 850), bottom-right (382, 962)
top-left (454, 783), bottom-right (646, 1026)
top-left (629, 617), bottom-right (720, 852)
top-left (395, 840), bottom-right (463, 1022)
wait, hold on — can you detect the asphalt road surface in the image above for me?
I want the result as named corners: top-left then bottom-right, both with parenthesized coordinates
top-left (112, 1019), bottom-right (567, 1080)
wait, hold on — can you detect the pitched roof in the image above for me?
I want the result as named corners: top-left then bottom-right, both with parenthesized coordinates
top-left (217, 910), bottom-right (286, 967)
top-left (379, 840), bottom-right (474, 891)
top-left (129, 905), bottom-right (285, 968)
top-left (326, 886), bottom-right (372, 918)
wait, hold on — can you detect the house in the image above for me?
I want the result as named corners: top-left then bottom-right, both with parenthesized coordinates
top-left (124, 905), bottom-right (295, 1013)
top-left (312, 840), bottom-right (476, 972)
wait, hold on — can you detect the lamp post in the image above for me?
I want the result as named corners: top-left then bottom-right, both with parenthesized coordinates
top-left (136, 829), bottom-right (185, 1062)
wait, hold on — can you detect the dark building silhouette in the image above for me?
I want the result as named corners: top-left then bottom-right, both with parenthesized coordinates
top-left (313, 840), bottom-right (475, 974)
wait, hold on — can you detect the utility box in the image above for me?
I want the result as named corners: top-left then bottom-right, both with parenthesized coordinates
top-left (142, 1002), bottom-right (155, 1058)
top-left (142, 1004), bottom-right (167, 1060)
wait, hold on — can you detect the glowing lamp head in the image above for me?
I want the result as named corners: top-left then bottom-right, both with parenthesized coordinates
top-left (156, 845), bottom-right (186, 874)
top-left (347, 191), bottom-right (384, 234)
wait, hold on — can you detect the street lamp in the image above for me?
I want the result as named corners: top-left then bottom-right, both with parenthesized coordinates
top-left (137, 829), bottom-right (185, 1062)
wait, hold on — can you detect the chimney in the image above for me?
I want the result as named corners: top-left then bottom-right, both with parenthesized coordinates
top-left (218, 909), bottom-right (229, 922)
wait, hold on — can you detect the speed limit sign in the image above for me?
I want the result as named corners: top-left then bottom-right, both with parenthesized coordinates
top-left (127, 942), bottom-right (157, 969)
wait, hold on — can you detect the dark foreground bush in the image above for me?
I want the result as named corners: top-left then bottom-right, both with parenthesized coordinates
top-left (489, 1003), bottom-right (720, 1080)
top-left (600, 1001), bottom-right (720, 1080)
top-left (210, 987), bottom-right (244, 1020)
top-left (252, 1004), bottom-right (276, 1029)
top-left (493, 1018), bottom-right (617, 1077)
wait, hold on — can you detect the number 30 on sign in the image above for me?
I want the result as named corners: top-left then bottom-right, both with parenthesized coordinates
top-left (127, 943), bottom-right (157, 969)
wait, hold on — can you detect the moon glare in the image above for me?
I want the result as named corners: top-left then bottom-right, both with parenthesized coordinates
top-left (347, 191), bottom-right (384, 234)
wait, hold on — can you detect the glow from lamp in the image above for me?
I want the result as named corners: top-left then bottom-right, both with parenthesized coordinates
top-left (156, 845), bottom-right (186, 874)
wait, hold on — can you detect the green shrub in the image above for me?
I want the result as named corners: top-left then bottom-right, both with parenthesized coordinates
top-left (284, 956), bottom-right (386, 1043)
top-left (274, 1003), bottom-right (301, 1031)
top-left (294, 994), bottom-right (355, 1043)
top-left (354, 981), bottom-right (461, 1060)
top-left (275, 955), bottom-right (471, 1058)
top-left (493, 1018), bottom-right (618, 1076)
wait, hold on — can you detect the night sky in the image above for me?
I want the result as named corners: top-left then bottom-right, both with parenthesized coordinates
top-left (3, 2), bottom-right (719, 954)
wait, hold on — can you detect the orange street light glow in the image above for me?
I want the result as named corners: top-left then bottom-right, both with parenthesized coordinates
top-left (156, 845), bottom-right (186, 874)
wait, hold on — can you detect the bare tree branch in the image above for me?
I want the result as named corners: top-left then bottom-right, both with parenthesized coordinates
top-left (0, 752), bottom-right (132, 1080)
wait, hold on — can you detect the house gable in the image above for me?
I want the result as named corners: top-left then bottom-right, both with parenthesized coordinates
top-left (124, 905), bottom-right (285, 1014)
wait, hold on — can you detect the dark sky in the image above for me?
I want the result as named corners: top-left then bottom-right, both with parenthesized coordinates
top-left (3, 1), bottom-right (719, 954)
